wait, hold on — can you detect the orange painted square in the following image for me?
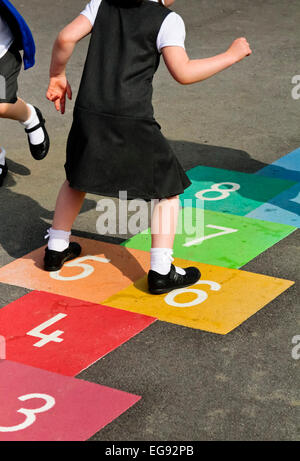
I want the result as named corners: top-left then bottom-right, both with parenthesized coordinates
top-left (0, 237), bottom-right (150, 304)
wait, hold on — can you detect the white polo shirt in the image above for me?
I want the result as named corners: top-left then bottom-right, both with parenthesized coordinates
top-left (81, 0), bottom-right (186, 53)
top-left (0, 17), bottom-right (14, 59)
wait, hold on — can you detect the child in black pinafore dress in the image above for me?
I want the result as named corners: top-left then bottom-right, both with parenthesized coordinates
top-left (45, 0), bottom-right (251, 294)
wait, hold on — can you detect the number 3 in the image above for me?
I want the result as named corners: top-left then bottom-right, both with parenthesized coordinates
top-left (0, 393), bottom-right (55, 432)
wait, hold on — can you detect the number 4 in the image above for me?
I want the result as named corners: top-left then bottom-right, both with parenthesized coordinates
top-left (27, 314), bottom-right (67, 348)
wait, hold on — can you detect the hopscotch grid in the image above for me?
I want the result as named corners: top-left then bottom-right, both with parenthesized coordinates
top-left (0, 150), bottom-right (298, 440)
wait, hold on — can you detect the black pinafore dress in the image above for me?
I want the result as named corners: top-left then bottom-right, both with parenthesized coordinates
top-left (65, 0), bottom-right (192, 201)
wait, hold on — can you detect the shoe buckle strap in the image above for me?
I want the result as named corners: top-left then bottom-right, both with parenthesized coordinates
top-left (25, 120), bottom-right (45, 134)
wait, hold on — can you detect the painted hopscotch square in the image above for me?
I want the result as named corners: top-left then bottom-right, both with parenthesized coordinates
top-left (0, 360), bottom-right (140, 441)
top-left (121, 209), bottom-right (296, 269)
top-left (103, 258), bottom-right (294, 334)
top-left (247, 182), bottom-right (300, 228)
top-left (180, 165), bottom-right (295, 216)
top-left (0, 237), bottom-right (151, 305)
top-left (255, 147), bottom-right (300, 182)
top-left (0, 291), bottom-right (155, 376)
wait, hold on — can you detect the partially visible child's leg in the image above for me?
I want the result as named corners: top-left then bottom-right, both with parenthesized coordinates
top-left (0, 146), bottom-right (6, 165)
top-left (0, 98), bottom-right (46, 147)
top-left (0, 146), bottom-right (8, 187)
top-left (44, 180), bottom-right (85, 271)
top-left (0, 41), bottom-right (49, 160)
top-left (0, 99), bottom-right (29, 187)
top-left (148, 194), bottom-right (201, 294)
top-left (0, 98), bottom-right (30, 122)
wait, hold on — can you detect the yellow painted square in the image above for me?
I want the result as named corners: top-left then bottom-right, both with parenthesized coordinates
top-left (103, 259), bottom-right (294, 334)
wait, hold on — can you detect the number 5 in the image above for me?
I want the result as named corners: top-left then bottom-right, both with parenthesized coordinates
top-left (50, 255), bottom-right (111, 281)
top-left (0, 394), bottom-right (55, 432)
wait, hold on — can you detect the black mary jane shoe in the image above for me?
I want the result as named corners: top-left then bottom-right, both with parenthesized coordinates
top-left (0, 162), bottom-right (8, 187)
top-left (148, 264), bottom-right (201, 295)
top-left (44, 242), bottom-right (82, 272)
top-left (25, 106), bottom-right (50, 161)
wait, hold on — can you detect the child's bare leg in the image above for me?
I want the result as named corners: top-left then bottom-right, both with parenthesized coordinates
top-left (151, 195), bottom-right (179, 249)
top-left (44, 180), bottom-right (85, 267)
top-left (0, 98), bottom-right (30, 122)
top-left (52, 180), bottom-right (86, 231)
top-left (0, 98), bottom-right (47, 151)
top-left (150, 195), bottom-right (187, 275)
top-left (148, 194), bottom-right (201, 293)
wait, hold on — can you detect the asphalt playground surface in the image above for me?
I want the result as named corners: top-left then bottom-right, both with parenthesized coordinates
top-left (0, 0), bottom-right (299, 441)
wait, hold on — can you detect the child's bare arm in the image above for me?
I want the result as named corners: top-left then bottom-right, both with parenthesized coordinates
top-left (47, 15), bottom-right (92, 114)
top-left (162, 38), bottom-right (252, 85)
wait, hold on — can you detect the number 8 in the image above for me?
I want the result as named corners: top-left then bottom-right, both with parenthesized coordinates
top-left (195, 182), bottom-right (240, 201)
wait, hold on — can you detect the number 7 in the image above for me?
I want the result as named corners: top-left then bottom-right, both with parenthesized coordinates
top-left (184, 224), bottom-right (238, 247)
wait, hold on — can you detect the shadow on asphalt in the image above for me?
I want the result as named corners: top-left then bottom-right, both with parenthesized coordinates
top-left (0, 167), bottom-right (96, 259)
top-left (0, 141), bottom-right (298, 262)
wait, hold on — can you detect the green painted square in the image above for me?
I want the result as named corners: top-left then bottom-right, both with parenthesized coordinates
top-left (179, 166), bottom-right (295, 216)
top-left (121, 209), bottom-right (296, 269)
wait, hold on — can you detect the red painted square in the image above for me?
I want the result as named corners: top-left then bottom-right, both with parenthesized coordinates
top-left (0, 291), bottom-right (155, 376)
top-left (0, 360), bottom-right (140, 441)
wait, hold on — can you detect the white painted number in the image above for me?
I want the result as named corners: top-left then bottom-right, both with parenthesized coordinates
top-left (165, 280), bottom-right (221, 308)
top-left (27, 314), bottom-right (67, 347)
top-left (195, 182), bottom-right (240, 201)
top-left (0, 393), bottom-right (55, 432)
top-left (184, 224), bottom-right (238, 247)
top-left (50, 255), bottom-right (111, 281)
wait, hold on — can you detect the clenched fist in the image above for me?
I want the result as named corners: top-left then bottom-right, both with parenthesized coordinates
top-left (227, 37), bottom-right (252, 63)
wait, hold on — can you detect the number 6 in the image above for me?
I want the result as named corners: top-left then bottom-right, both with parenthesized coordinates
top-left (165, 280), bottom-right (221, 308)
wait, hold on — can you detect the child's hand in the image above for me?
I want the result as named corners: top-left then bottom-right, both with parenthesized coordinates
top-left (226, 38), bottom-right (252, 64)
top-left (46, 75), bottom-right (72, 115)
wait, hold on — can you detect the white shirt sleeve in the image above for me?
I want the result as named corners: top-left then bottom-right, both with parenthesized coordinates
top-left (80, 0), bottom-right (102, 26)
top-left (157, 13), bottom-right (186, 54)
top-left (80, 1), bottom-right (186, 54)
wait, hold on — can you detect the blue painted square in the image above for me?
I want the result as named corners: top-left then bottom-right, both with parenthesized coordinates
top-left (246, 182), bottom-right (300, 227)
top-left (256, 147), bottom-right (300, 182)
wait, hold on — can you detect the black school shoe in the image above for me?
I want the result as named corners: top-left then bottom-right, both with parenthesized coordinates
top-left (25, 106), bottom-right (50, 160)
top-left (0, 162), bottom-right (8, 187)
top-left (148, 264), bottom-right (201, 295)
top-left (44, 242), bottom-right (82, 272)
